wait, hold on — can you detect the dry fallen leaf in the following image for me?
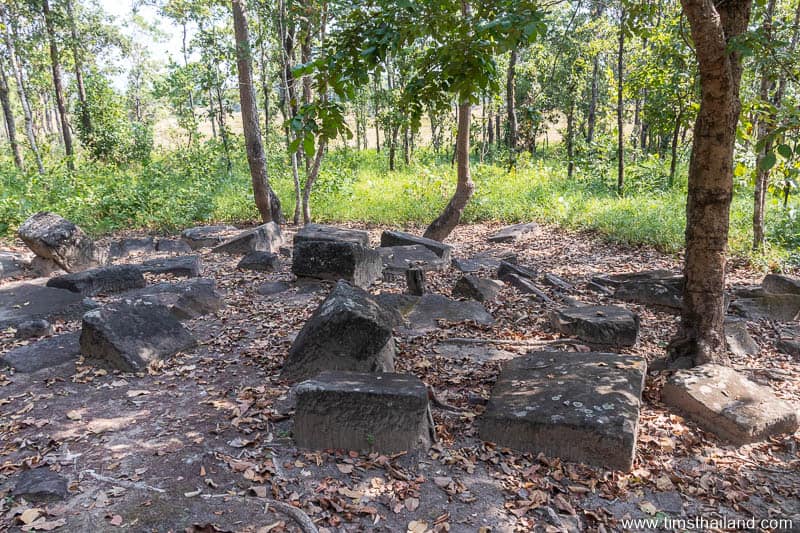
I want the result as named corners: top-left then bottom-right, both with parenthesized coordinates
top-left (336, 464), bottom-right (354, 474)
top-left (407, 520), bottom-right (428, 533)
top-left (639, 501), bottom-right (658, 515)
top-left (65, 410), bottom-right (82, 421)
top-left (19, 509), bottom-right (41, 525)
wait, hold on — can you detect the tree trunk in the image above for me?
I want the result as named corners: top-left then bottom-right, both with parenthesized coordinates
top-left (0, 60), bottom-right (22, 169)
top-left (667, 0), bottom-right (752, 368)
top-left (65, 0), bottom-right (90, 136)
top-left (587, 54), bottom-right (600, 144)
top-left (302, 142), bottom-right (325, 224)
top-left (506, 48), bottom-right (518, 169)
top-left (232, 0), bottom-right (281, 224)
top-left (669, 106), bottom-right (684, 187)
top-left (423, 101), bottom-right (474, 241)
top-left (278, 0), bottom-right (302, 224)
top-left (42, 0), bottom-right (74, 169)
top-left (389, 124), bottom-right (398, 170)
top-left (616, 8), bottom-right (625, 195)
top-left (566, 98), bottom-right (575, 180)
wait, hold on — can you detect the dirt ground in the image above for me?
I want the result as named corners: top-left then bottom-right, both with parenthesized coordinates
top-left (1, 222), bottom-right (798, 532)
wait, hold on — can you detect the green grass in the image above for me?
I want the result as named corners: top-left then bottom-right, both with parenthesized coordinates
top-left (1, 137), bottom-right (798, 268)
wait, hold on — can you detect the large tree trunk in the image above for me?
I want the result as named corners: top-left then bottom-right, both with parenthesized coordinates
top-left (232, 0), bottom-right (281, 224)
top-left (423, 101), bottom-right (474, 241)
top-left (616, 8), bottom-right (625, 195)
top-left (65, 0), bottom-right (90, 136)
top-left (506, 48), bottom-right (518, 169)
top-left (42, 0), bottom-right (74, 169)
top-left (0, 60), bottom-right (22, 169)
top-left (667, 0), bottom-right (752, 368)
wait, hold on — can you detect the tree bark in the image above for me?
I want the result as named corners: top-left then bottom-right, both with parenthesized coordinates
top-left (667, 0), bottom-right (752, 368)
top-left (423, 101), bottom-right (474, 241)
top-left (0, 59), bottom-right (22, 169)
top-left (586, 54), bottom-right (600, 144)
top-left (302, 141), bottom-right (325, 224)
top-left (506, 48), bottom-right (518, 169)
top-left (669, 106), bottom-right (684, 187)
top-left (42, 0), bottom-right (74, 169)
top-left (566, 98), bottom-right (575, 180)
top-left (65, 0), bottom-right (90, 136)
top-left (616, 8), bottom-right (625, 195)
top-left (232, 0), bottom-right (282, 224)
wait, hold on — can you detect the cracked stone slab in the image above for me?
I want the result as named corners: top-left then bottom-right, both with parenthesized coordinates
top-left (292, 370), bottom-right (432, 453)
top-left (479, 351), bottom-right (647, 471)
top-left (662, 364), bottom-right (799, 445)
top-left (378, 245), bottom-right (449, 274)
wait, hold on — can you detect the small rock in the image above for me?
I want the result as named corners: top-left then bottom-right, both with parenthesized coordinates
top-left (237, 251), bottom-right (280, 271)
top-left (453, 275), bottom-right (503, 302)
top-left (14, 319), bottom-right (54, 339)
top-left (13, 468), bottom-right (69, 502)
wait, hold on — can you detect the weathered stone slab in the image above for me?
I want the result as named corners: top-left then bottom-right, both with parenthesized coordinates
top-left (591, 270), bottom-right (678, 289)
top-left (281, 281), bottom-right (395, 381)
top-left (662, 364), bottom-right (799, 444)
top-left (155, 238), bottom-right (192, 254)
top-left (776, 326), bottom-right (800, 357)
top-left (295, 223), bottom-right (370, 246)
top-left (257, 280), bottom-right (293, 296)
top-left (487, 222), bottom-right (538, 243)
top-left (479, 351), bottom-right (646, 471)
top-left (292, 240), bottom-right (382, 288)
top-left (378, 245), bottom-right (449, 274)
top-left (614, 276), bottom-right (684, 313)
top-left (0, 282), bottom-right (91, 328)
top-left (0, 251), bottom-right (25, 279)
top-left (18, 212), bottom-right (99, 272)
top-left (550, 305), bottom-right (640, 347)
top-left (724, 317), bottom-right (759, 357)
top-left (212, 222), bottom-right (283, 255)
top-left (730, 294), bottom-right (800, 322)
top-left (380, 230), bottom-right (452, 261)
top-left (13, 468), bottom-right (69, 502)
top-left (292, 370), bottom-right (432, 453)
top-left (762, 274), bottom-right (800, 295)
top-left (404, 294), bottom-right (494, 332)
top-left (47, 265), bottom-right (145, 296)
top-left (502, 273), bottom-right (554, 303)
top-left (80, 300), bottom-right (197, 372)
top-left (137, 255), bottom-right (202, 278)
top-left (453, 275), bottom-right (503, 302)
top-left (452, 251), bottom-right (517, 273)
top-left (170, 282), bottom-right (224, 320)
top-left (497, 260), bottom-right (537, 281)
top-left (237, 251), bottom-right (279, 271)
top-left (108, 237), bottom-right (155, 258)
top-left (14, 319), bottom-right (54, 339)
top-left (731, 285), bottom-right (765, 299)
top-left (180, 225), bottom-right (237, 249)
top-left (0, 332), bottom-right (81, 373)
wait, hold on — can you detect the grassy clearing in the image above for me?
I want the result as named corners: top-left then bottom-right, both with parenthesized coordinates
top-left (1, 139), bottom-right (798, 267)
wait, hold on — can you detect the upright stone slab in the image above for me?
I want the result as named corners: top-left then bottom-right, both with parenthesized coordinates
top-left (292, 371), bottom-right (433, 453)
top-left (80, 300), bottom-right (197, 372)
top-left (137, 255), bottom-right (202, 278)
top-left (0, 283), bottom-right (91, 328)
top-left (18, 212), bottom-right (98, 272)
top-left (487, 222), bottom-right (538, 243)
top-left (291, 240), bottom-right (382, 288)
top-left (662, 364), bottom-right (798, 444)
top-left (762, 274), bottom-right (800, 295)
top-left (497, 260), bottom-right (537, 281)
top-left (479, 351), bottom-right (647, 471)
top-left (281, 281), bottom-right (395, 381)
top-left (380, 230), bottom-right (452, 261)
top-left (453, 275), bottom-right (503, 302)
top-left (212, 222), bottom-right (283, 255)
top-left (724, 317), bottom-right (759, 357)
top-left (47, 265), bottom-right (145, 296)
top-left (550, 305), bottom-right (640, 347)
top-left (294, 223), bottom-right (370, 246)
top-left (730, 294), bottom-right (800, 322)
top-left (180, 225), bottom-right (237, 249)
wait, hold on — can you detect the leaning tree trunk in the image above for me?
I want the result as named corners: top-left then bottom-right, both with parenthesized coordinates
top-left (0, 60), bottom-right (23, 169)
top-left (506, 48), bottom-right (518, 169)
top-left (423, 101), bottom-right (474, 242)
top-left (301, 142), bottom-right (325, 224)
top-left (667, 0), bottom-right (752, 368)
top-left (232, 0), bottom-right (282, 224)
top-left (42, 0), bottom-right (74, 170)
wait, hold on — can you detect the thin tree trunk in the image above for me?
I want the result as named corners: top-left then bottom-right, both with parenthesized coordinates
top-left (302, 142), bottom-right (325, 224)
top-left (65, 0), bottom-right (90, 136)
top-left (586, 54), bottom-right (600, 144)
top-left (667, 0), bottom-right (752, 368)
top-left (278, 0), bottom-right (302, 223)
top-left (42, 0), bottom-right (74, 169)
top-left (423, 100), bottom-right (474, 241)
top-left (669, 106), bottom-right (684, 187)
top-left (0, 60), bottom-right (22, 169)
top-left (389, 124), bottom-right (398, 170)
top-left (566, 98), bottom-right (575, 180)
top-left (232, 0), bottom-right (281, 224)
top-left (616, 8), bottom-right (625, 195)
top-left (506, 48), bottom-right (518, 169)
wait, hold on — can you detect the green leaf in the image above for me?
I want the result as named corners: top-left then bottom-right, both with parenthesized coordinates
top-left (777, 144), bottom-right (793, 159)
top-left (759, 151), bottom-right (777, 171)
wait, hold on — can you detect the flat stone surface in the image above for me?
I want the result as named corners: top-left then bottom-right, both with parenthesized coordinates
top-left (80, 300), bottom-right (197, 372)
top-left (294, 224), bottom-right (370, 246)
top-left (434, 343), bottom-right (517, 363)
top-left (137, 255), bottom-right (202, 278)
top-left (763, 274), bottom-right (800, 295)
top-left (0, 282), bottom-right (91, 328)
top-left (0, 251), bottom-right (25, 279)
top-left (480, 352), bottom-right (646, 471)
top-left (487, 222), bottom-right (538, 243)
top-left (18, 212), bottom-right (99, 272)
top-left (452, 254), bottom-right (501, 273)
top-left (14, 319), bottom-right (54, 339)
top-left (155, 238), bottom-right (192, 254)
top-left (292, 240), bottom-right (383, 288)
top-left (591, 270), bottom-right (678, 289)
top-left (550, 305), bottom-right (640, 347)
top-left (501, 273), bottom-right (554, 303)
top-left (212, 222), bottom-right (283, 255)
top-left (257, 280), bottom-right (293, 296)
top-left (171, 282), bottom-right (224, 320)
top-left (497, 260), bottom-right (537, 281)
top-left (614, 276), bottom-right (684, 313)
top-left (724, 318), bottom-right (759, 357)
top-left (776, 326), bottom-right (800, 357)
top-left (108, 237), bottom-right (155, 258)
top-left (452, 275), bottom-right (503, 302)
top-left (380, 230), bottom-right (452, 261)
top-left (378, 245), bottom-right (449, 273)
top-left (13, 468), bottom-right (69, 502)
top-left (404, 294), bottom-right (494, 332)
top-left (237, 251), bottom-right (279, 271)
top-left (662, 364), bottom-right (799, 445)
top-left (0, 332), bottom-right (81, 373)
top-left (180, 225), bottom-right (237, 249)
top-left (281, 281), bottom-right (396, 381)
top-left (730, 294), bottom-right (800, 322)
top-left (47, 265), bottom-right (146, 296)
top-left (292, 370), bottom-right (432, 453)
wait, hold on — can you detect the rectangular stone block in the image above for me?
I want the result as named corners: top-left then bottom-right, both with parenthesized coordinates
top-left (291, 240), bottom-right (382, 288)
top-left (479, 351), bottom-right (646, 471)
top-left (294, 224), bottom-right (369, 246)
top-left (292, 371), bottom-right (433, 453)
top-left (380, 230), bottom-right (452, 261)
